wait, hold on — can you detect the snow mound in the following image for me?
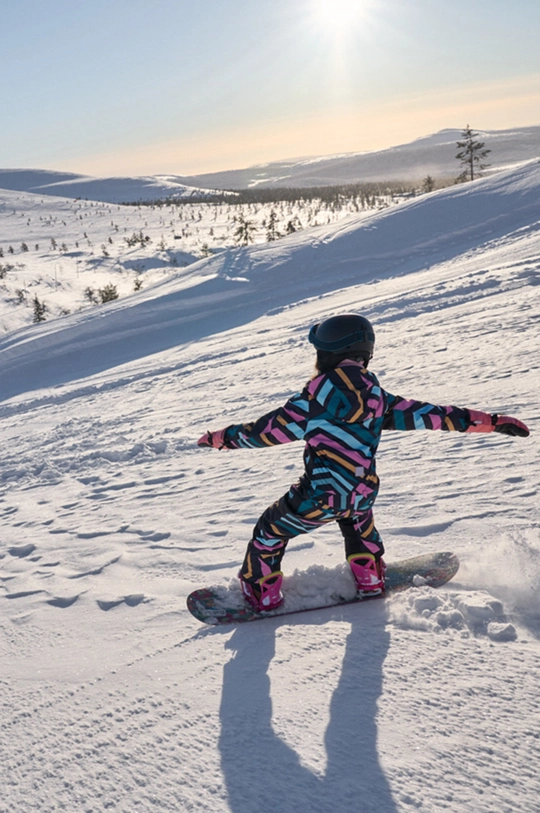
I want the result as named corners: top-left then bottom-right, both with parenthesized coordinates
top-left (388, 587), bottom-right (518, 641)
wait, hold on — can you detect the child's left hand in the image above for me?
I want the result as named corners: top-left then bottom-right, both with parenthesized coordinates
top-left (466, 410), bottom-right (530, 437)
top-left (493, 415), bottom-right (530, 437)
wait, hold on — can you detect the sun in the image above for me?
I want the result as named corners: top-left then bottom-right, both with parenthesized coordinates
top-left (313, 0), bottom-right (363, 29)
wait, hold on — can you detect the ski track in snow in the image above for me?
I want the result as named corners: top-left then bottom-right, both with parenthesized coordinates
top-left (1, 163), bottom-right (540, 812)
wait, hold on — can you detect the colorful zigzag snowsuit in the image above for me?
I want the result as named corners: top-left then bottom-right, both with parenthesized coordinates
top-left (222, 360), bottom-right (471, 584)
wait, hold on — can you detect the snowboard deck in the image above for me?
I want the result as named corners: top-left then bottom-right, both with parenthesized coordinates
top-left (187, 550), bottom-right (459, 626)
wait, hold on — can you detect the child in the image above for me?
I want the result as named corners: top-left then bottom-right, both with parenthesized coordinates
top-left (197, 314), bottom-right (529, 612)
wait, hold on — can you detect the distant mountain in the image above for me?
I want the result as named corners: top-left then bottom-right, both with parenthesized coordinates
top-left (0, 169), bottom-right (230, 203)
top-left (183, 126), bottom-right (540, 189)
top-left (1, 126), bottom-right (538, 203)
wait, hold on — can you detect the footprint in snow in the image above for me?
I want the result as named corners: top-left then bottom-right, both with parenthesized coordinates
top-left (47, 595), bottom-right (80, 608)
top-left (8, 544), bottom-right (36, 558)
top-left (96, 593), bottom-right (146, 611)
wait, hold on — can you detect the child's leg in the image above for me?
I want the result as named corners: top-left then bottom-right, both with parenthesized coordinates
top-left (338, 510), bottom-right (384, 559)
top-left (338, 511), bottom-right (386, 594)
top-left (240, 538), bottom-right (288, 584)
top-left (239, 486), bottom-right (335, 609)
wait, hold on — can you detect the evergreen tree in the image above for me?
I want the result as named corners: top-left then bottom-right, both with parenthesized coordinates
top-left (234, 214), bottom-right (256, 246)
top-left (98, 283), bottom-right (119, 303)
top-left (32, 295), bottom-right (47, 323)
top-left (266, 210), bottom-right (279, 242)
top-left (84, 286), bottom-right (98, 304)
top-left (456, 125), bottom-right (491, 182)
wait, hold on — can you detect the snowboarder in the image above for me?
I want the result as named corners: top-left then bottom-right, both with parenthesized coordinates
top-left (197, 314), bottom-right (529, 612)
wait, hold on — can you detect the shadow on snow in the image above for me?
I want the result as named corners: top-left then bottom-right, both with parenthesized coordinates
top-left (218, 602), bottom-right (398, 813)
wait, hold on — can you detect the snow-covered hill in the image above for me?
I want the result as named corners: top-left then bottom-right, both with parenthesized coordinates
top-left (0, 161), bottom-right (539, 812)
top-left (161, 125), bottom-right (540, 189)
top-left (0, 168), bottom-right (229, 203)
top-left (0, 186), bottom-right (380, 334)
top-left (1, 126), bottom-right (538, 204)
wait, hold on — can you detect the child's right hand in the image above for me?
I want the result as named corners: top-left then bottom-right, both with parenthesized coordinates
top-left (197, 429), bottom-right (228, 449)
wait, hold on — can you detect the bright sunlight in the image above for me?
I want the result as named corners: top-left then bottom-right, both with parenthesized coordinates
top-left (313, 0), bottom-right (364, 29)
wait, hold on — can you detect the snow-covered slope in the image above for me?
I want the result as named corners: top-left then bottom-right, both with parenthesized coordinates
top-left (0, 186), bottom-right (373, 334)
top-left (1, 126), bottom-right (538, 203)
top-left (2, 159), bottom-right (539, 402)
top-left (0, 168), bottom-right (228, 203)
top-left (183, 125), bottom-right (540, 189)
top-left (1, 163), bottom-right (539, 812)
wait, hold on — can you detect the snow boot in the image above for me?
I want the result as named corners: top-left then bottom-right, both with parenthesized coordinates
top-left (348, 553), bottom-right (386, 596)
top-left (240, 571), bottom-right (284, 611)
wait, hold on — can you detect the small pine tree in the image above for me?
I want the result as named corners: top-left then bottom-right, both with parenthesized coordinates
top-left (422, 176), bottom-right (435, 193)
top-left (285, 220), bottom-right (296, 234)
top-left (456, 125), bottom-right (491, 182)
top-left (98, 283), bottom-right (119, 303)
top-left (234, 215), bottom-right (257, 246)
top-left (84, 286), bottom-right (98, 304)
top-left (266, 210), bottom-right (279, 242)
top-left (32, 295), bottom-right (47, 323)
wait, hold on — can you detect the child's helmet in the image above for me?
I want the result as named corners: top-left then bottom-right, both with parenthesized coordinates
top-left (308, 314), bottom-right (375, 360)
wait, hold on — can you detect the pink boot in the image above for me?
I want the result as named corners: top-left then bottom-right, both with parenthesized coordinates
top-left (240, 572), bottom-right (284, 611)
top-left (348, 553), bottom-right (386, 596)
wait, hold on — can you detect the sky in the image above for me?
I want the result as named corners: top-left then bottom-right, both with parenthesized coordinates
top-left (2, 0), bottom-right (540, 177)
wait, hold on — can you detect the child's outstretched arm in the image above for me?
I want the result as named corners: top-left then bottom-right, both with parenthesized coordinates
top-left (382, 394), bottom-right (530, 437)
top-left (197, 393), bottom-right (309, 450)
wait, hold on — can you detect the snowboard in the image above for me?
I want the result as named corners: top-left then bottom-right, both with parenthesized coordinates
top-left (187, 550), bottom-right (459, 626)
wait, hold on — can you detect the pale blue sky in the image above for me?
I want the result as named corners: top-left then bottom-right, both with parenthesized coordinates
top-left (3, 0), bottom-right (540, 175)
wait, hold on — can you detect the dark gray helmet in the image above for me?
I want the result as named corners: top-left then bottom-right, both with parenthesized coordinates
top-left (308, 314), bottom-right (375, 359)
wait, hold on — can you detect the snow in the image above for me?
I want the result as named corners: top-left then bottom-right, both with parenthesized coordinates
top-left (0, 168), bottom-right (229, 203)
top-left (0, 186), bottom-right (374, 335)
top-left (182, 125), bottom-right (540, 189)
top-left (1, 159), bottom-right (540, 812)
top-left (1, 126), bottom-right (539, 203)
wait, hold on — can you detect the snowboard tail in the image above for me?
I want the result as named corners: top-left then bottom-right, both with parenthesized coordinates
top-left (187, 550), bottom-right (459, 625)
